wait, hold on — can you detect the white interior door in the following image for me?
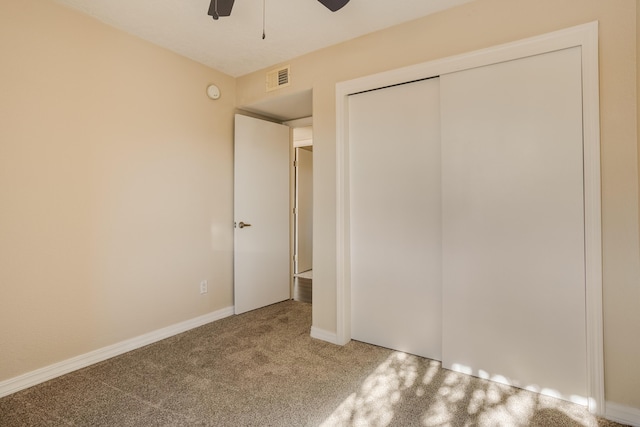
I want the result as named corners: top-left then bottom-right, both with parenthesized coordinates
top-left (349, 78), bottom-right (442, 360)
top-left (234, 114), bottom-right (290, 314)
top-left (440, 47), bottom-right (587, 399)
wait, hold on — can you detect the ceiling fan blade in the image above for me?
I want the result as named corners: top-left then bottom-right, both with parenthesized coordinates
top-left (208, 0), bottom-right (235, 19)
top-left (317, 0), bottom-right (350, 12)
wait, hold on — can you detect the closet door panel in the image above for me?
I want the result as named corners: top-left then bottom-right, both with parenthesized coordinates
top-left (349, 78), bottom-right (442, 360)
top-left (440, 47), bottom-right (587, 400)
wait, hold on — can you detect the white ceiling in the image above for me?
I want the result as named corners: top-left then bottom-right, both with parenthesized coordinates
top-left (52, 0), bottom-right (474, 78)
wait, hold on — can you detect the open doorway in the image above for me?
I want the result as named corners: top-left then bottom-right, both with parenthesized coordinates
top-left (238, 89), bottom-right (314, 306)
top-left (292, 126), bottom-right (313, 303)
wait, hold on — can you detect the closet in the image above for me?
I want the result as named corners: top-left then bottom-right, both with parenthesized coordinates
top-left (348, 45), bottom-right (589, 402)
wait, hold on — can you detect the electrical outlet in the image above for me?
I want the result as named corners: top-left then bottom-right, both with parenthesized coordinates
top-left (199, 280), bottom-right (208, 294)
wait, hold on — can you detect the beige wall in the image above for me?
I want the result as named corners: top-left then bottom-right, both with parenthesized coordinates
top-left (238, 0), bottom-right (640, 408)
top-left (0, 0), bottom-right (235, 380)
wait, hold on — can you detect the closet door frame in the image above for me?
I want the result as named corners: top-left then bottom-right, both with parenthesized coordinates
top-left (335, 22), bottom-right (603, 414)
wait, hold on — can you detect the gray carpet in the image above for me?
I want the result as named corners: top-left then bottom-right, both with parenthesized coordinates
top-left (0, 300), bottom-right (628, 426)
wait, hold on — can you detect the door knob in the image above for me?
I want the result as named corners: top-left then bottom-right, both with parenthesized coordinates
top-left (238, 221), bottom-right (252, 229)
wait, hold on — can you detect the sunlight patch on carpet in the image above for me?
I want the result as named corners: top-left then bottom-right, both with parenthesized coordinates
top-left (320, 352), bottom-right (603, 427)
top-left (320, 352), bottom-right (423, 426)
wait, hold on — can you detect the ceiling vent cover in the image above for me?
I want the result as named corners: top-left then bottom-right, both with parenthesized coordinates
top-left (266, 65), bottom-right (291, 92)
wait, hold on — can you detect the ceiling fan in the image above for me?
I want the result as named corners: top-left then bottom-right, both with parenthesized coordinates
top-left (208, 0), bottom-right (350, 20)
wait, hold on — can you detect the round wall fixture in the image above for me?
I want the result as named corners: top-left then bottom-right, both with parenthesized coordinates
top-left (206, 84), bottom-right (221, 100)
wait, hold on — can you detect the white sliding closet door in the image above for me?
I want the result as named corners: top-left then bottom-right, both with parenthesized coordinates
top-left (440, 47), bottom-right (587, 400)
top-left (349, 78), bottom-right (442, 360)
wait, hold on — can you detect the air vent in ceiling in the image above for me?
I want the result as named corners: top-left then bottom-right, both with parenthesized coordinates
top-left (266, 65), bottom-right (291, 92)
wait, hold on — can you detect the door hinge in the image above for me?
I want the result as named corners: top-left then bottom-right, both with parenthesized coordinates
top-left (293, 160), bottom-right (298, 168)
top-left (293, 207), bottom-right (298, 215)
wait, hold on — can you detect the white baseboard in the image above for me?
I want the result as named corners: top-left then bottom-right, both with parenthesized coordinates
top-left (310, 326), bottom-right (340, 345)
top-left (606, 401), bottom-right (640, 427)
top-left (0, 306), bottom-right (234, 398)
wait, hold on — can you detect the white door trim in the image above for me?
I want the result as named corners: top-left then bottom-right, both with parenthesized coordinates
top-left (335, 21), bottom-right (603, 414)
